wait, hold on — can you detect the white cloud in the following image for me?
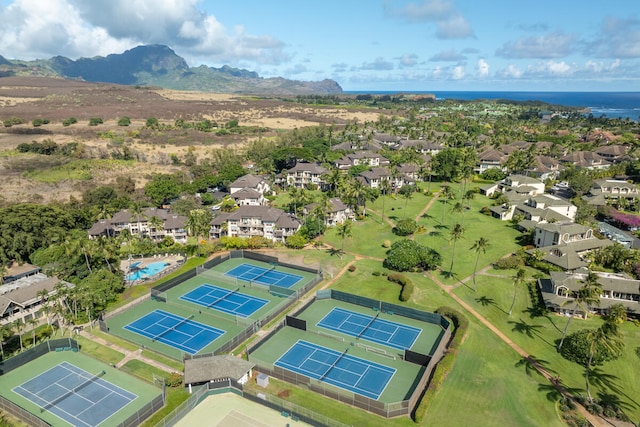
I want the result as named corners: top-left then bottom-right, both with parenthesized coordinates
top-left (398, 53), bottom-right (419, 67)
top-left (526, 60), bottom-right (573, 76)
top-left (476, 59), bottom-right (489, 78)
top-left (384, 0), bottom-right (474, 39)
top-left (452, 65), bottom-right (465, 80)
top-left (431, 66), bottom-right (443, 78)
top-left (0, 0), bottom-right (289, 66)
top-left (429, 49), bottom-right (466, 62)
top-left (585, 59), bottom-right (621, 73)
top-left (498, 64), bottom-right (523, 78)
top-left (496, 32), bottom-right (576, 59)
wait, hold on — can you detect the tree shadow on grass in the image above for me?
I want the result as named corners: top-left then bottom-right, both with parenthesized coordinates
top-left (508, 319), bottom-right (554, 347)
top-left (590, 368), bottom-right (639, 410)
top-left (538, 381), bottom-right (583, 402)
top-left (421, 213), bottom-right (436, 221)
top-left (515, 355), bottom-right (557, 378)
top-left (428, 230), bottom-right (442, 238)
top-left (434, 224), bottom-right (449, 230)
top-left (326, 248), bottom-right (343, 258)
top-left (475, 295), bottom-right (507, 314)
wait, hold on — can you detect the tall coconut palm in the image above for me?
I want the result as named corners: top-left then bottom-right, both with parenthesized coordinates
top-left (470, 237), bottom-right (490, 292)
top-left (63, 233), bottom-right (93, 274)
top-left (379, 179), bottom-right (392, 224)
top-left (28, 317), bottom-right (38, 347)
top-left (463, 189), bottom-right (476, 209)
top-left (311, 194), bottom-right (332, 233)
top-left (148, 215), bottom-right (164, 241)
top-left (0, 323), bottom-right (11, 359)
top-left (401, 185), bottom-right (415, 220)
top-left (440, 185), bottom-right (454, 224)
top-left (508, 269), bottom-right (527, 315)
top-left (558, 272), bottom-right (603, 350)
top-left (335, 221), bottom-right (352, 253)
top-left (13, 319), bottom-right (24, 351)
top-left (451, 201), bottom-right (465, 225)
top-left (585, 323), bottom-right (624, 402)
top-left (448, 223), bottom-right (465, 275)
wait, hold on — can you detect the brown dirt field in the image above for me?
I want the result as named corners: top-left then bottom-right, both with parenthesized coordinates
top-left (0, 76), bottom-right (389, 205)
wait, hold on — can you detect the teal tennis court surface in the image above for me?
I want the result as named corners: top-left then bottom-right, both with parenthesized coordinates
top-left (274, 340), bottom-right (395, 400)
top-left (124, 309), bottom-right (224, 354)
top-left (225, 263), bottom-right (303, 288)
top-left (179, 284), bottom-right (268, 317)
top-left (13, 362), bottom-right (136, 427)
top-left (317, 307), bottom-right (422, 350)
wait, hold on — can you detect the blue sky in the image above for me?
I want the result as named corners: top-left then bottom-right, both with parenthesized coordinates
top-left (1, 0), bottom-right (639, 91)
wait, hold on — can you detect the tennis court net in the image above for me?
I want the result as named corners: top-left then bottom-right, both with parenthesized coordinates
top-left (319, 347), bottom-right (349, 381)
top-left (356, 313), bottom-right (379, 339)
top-left (206, 287), bottom-right (240, 308)
top-left (152, 314), bottom-right (194, 342)
top-left (41, 370), bottom-right (106, 413)
top-left (251, 265), bottom-right (277, 284)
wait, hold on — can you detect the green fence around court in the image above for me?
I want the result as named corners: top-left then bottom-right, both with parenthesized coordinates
top-left (152, 379), bottom-right (352, 427)
top-left (0, 338), bottom-right (166, 427)
top-left (246, 290), bottom-right (452, 418)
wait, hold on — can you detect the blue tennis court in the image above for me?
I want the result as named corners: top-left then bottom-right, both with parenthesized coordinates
top-left (274, 340), bottom-right (395, 400)
top-left (124, 310), bottom-right (224, 354)
top-left (317, 307), bottom-right (422, 350)
top-left (225, 263), bottom-right (303, 288)
top-left (179, 284), bottom-right (269, 318)
top-left (13, 362), bottom-right (136, 427)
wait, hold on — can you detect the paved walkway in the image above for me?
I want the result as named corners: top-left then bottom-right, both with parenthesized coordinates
top-left (79, 329), bottom-right (176, 372)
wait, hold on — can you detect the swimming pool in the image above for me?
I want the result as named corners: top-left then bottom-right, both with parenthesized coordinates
top-left (126, 261), bottom-right (169, 281)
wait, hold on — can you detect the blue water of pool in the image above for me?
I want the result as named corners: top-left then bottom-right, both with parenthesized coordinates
top-left (126, 261), bottom-right (169, 281)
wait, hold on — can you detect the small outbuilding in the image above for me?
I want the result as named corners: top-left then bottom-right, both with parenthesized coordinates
top-left (184, 355), bottom-right (255, 393)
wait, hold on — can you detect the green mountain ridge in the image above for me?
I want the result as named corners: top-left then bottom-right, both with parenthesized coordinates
top-left (0, 44), bottom-right (343, 95)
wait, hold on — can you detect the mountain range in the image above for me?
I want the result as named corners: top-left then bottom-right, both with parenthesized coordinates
top-left (0, 45), bottom-right (343, 95)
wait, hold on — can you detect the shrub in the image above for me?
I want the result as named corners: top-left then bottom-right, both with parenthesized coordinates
top-left (372, 271), bottom-right (382, 276)
top-left (382, 240), bottom-right (391, 248)
top-left (383, 239), bottom-right (441, 272)
top-left (32, 118), bottom-right (49, 127)
top-left (165, 372), bottom-right (183, 387)
top-left (118, 116), bottom-right (131, 126)
top-left (493, 254), bottom-right (524, 270)
top-left (63, 117), bottom-right (77, 126)
top-left (347, 265), bottom-right (356, 272)
top-left (559, 329), bottom-right (624, 366)
top-left (387, 273), bottom-right (414, 301)
top-left (394, 218), bottom-right (417, 236)
top-left (3, 117), bottom-right (22, 127)
top-left (88, 117), bottom-right (103, 126)
top-left (285, 233), bottom-right (308, 249)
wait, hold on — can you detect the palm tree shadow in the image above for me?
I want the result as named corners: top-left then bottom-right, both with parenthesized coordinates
top-left (508, 319), bottom-right (554, 347)
top-left (421, 213), bottom-right (435, 221)
top-left (428, 230), bottom-right (442, 238)
top-left (538, 382), bottom-right (583, 402)
top-left (515, 355), bottom-right (557, 378)
top-left (326, 248), bottom-right (343, 258)
top-left (434, 224), bottom-right (449, 230)
top-left (590, 368), bottom-right (639, 410)
top-left (475, 295), bottom-right (507, 314)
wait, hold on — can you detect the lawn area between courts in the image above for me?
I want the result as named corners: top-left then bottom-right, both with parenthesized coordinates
top-left (0, 351), bottom-right (160, 427)
top-left (453, 272), bottom-right (640, 423)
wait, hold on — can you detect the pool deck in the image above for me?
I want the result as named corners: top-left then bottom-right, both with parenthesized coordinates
top-left (119, 254), bottom-right (185, 284)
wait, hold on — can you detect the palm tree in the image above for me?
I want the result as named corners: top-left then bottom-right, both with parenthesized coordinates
top-left (129, 202), bottom-right (147, 239)
top-left (448, 223), bottom-right (465, 275)
top-left (311, 194), bottom-right (333, 233)
top-left (508, 269), bottom-right (527, 315)
top-left (440, 185), bottom-right (454, 224)
top-left (28, 317), bottom-right (38, 347)
top-left (585, 323), bottom-right (624, 402)
top-left (63, 233), bottom-right (93, 274)
top-left (463, 189), bottom-right (476, 209)
top-left (401, 185), bottom-right (415, 220)
top-left (0, 323), bottom-right (11, 359)
top-left (470, 237), bottom-right (490, 292)
top-left (335, 221), bottom-right (352, 253)
top-left (186, 209), bottom-right (213, 257)
top-left (379, 179), bottom-right (392, 224)
top-left (148, 215), bottom-right (164, 241)
top-left (451, 201), bottom-right (465, 225)
top-left (558, 272), bottom-right (603, 350)
top-left (13, 319), bottom-right (24, 351)
top-left (604, 303), bottom-right (627, 327)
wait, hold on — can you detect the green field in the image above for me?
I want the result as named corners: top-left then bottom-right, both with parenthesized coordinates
top-left (0, 351), bottom-right (160, 427)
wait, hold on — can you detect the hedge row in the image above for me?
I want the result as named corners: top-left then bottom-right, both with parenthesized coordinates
top-left (413, 307), bottom-right (468, 424)
top-left (387, 273), bottom-right (415, 301)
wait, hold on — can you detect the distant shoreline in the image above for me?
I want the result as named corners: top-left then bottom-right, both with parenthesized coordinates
top-left (344, 90), bottom-right (640, 121)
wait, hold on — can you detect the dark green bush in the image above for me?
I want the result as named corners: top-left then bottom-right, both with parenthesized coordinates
top-left (89, 117), bottom-right (103, 126)
top-left (118, 116), bottom-right (131, 126)
top-left (383, 239), bottom-right (441, 272)
top-left (63, 117), bottom-right (78, 126)
top-left (394, 218), bottom-right (417, 236)
top-left (387, 273), bottom-right (414, 301)
top-left (493, 254), bottom-right (524, 270)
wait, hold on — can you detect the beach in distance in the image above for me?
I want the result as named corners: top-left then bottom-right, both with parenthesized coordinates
top-left (346, 91), bottom-right (640, 121)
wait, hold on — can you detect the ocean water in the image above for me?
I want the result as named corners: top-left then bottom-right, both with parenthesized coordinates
top-left (345, 91), bottom-right (640, 121)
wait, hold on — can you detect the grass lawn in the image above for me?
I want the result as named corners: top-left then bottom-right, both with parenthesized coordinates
top-left (75, 334), bottom-right (124, 365)
top-left (453, 272), bottom-right (640, 422)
